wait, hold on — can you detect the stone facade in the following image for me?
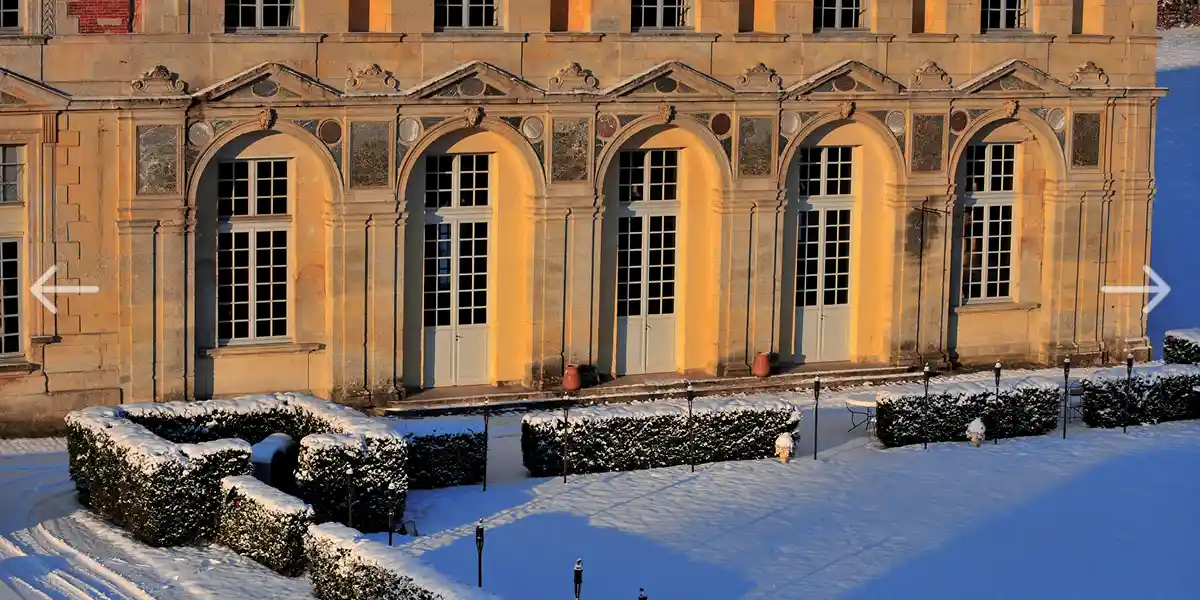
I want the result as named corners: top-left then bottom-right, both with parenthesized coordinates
top-left (0, 0), bottom-right (1163, 433)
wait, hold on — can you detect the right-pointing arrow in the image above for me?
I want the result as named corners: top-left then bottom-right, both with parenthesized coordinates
top-left (1101, 265), bottom-right (1171, 314)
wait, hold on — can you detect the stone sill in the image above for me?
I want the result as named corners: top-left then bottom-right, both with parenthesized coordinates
top-left (954, 301), bottom-right (1041, 315)
top-left (907, 33), bottom-right (959, 43)
top-left (804, 30), bottom-right (895, 43)
top-left (417, 30), bottom-right (527, 42)
top-left (969, 31), bottom-right (1056, 43)
top-left (210, 32), bottom-right (326, 43)
top-left (1069, 34), bottom-right (1115, 44)
top-left (0, 359), bottom-right (39, 375)
top-left (335, 32), bottom-right (408, 43)
top-left (202, 342), bottom-right (325, 358)
top-left (617, 31), bottom-right (719, 42)
top-left (542, 32), bottom-right (605, 43)
top-left (0, 34), bottom-right (48, 46)
top-left (731, 32), bottom-right (789, 43)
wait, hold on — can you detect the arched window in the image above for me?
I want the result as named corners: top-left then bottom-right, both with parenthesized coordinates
top-left (959, 143), bottom-right (1016, 302)
top-left (215, 158), bottom-right (291, 344)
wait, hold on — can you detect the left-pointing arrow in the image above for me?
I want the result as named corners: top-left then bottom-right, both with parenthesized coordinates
top-left (30, 265), bottom-right (100, 314)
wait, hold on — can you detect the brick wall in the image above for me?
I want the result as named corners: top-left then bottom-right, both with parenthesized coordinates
top-left (66, 0), bottom-right (134, 34)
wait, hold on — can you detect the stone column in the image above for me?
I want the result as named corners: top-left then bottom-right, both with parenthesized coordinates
top-left (1040, 186), bottom-right (1087, 362)
top-left (156, 212), bottom-right (191, 401)
top-left (745, 189), bottom-right (787, 366)
top-left (889, 186), bottom-right (956, 366)
top-left (117, 219), bottom-right (159, 402)
top-left (365, 210), bottom-right (403, 403)
top-left (328, 205), bottom-right (371, 405)
top-left (712, 192), bottom-right (754, 376)
top-left (526, 196), bottom-right (579, 387)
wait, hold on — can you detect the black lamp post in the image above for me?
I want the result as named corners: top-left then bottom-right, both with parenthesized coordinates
top-left (638, 588), bottom-right (648, 600)
top-left (475, 519), bottom-right (484, 588)
top-left (562, 399), bottom-right (570, 484)
top-left (387, 482), bottom-right (396, 546)
top-left (685, 381), bottom-right (695, 473)
top-left (813, 377), bottom-right (821, 460)
top-left (1061, 357), bottom-right (1072, 439)
top-left (1125, 353), bottom-right (1134, 434)
top-left (345, 466), bottom-right (354, 528)
top-left (993, 361), bottom-right (1002, 444)
top-left (573, 559), bottom-right (583, 599)
top-left (482, 403), bottom-right (490, 491)
top-left (922, 363), bottom-right (932, 450)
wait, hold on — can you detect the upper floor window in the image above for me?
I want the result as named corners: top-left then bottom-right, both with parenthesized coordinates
top-left (225, 0), bottom-right (295, 30)
top-left (0, 146), bottom-right (21, 203)
top-left (425, 154), bottom-right (491, 209)
top-left (0, 0), bottom-right (19, 31)
top-left (618, 150), bottom-right (679, 202)
top-left (216, 159), bottom-right (290, 344)
top-left (964, 143), bottom-right (1015, 193)
top-left (981, 0), bottom-right (1028, 31)
top-left (960, 143), bottom-right (1016, 302)
top-left (0, 239), bottom-right (19, 356)
top-left (814, 0), bottom-right (864, 30)
top-left (796, 147), bottom-right (852, 197)
top-left (434, 0), bottom-right (499, 30)
top-left (632, 0), bottom-right (691, 30)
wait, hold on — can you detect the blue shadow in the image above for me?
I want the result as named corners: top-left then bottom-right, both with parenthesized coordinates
top-left (1150, 66), bottom-right (1200, 347)
top-left (837, 444), bottom-right (1200, 599)
top-left (419, 512), bottom-right (754, 598)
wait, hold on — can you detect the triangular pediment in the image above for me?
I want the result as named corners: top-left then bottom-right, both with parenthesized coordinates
top-left (785, 60), bottom-right (905, 97)
top-left (196, 63), bottom-right (342, 103)
top-left (958, 60), bottom-right (1071, 95)
top-left (0, 68), bottom-right (71, 108)
top-left (402, 61), bottom-right (544, 100)
top-left (605, 62), bottom-right (735, 99)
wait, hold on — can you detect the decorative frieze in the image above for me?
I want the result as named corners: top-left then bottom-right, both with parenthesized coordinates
top-left (738, 117), bottom-right (774, 178)
top-left (349, 122), bottom-right (391, 188)
top-left (1071, 113), bottom-right (1102, 168)
top-left (911, 115), bottom-right (945, 172)
top-left (136, 125), bottom-right (180, 195)
top-left (551, 117), bottom-right (589, 182)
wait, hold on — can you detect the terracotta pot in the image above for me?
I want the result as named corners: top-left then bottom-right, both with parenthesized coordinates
top-left (752, 353), bottom-right (771, 378)
top-left (562, 364), bottom-right (583, 392)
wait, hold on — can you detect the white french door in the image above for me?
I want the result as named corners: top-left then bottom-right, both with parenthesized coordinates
top-left (422, 218), bottom-right (490, 386)
top-left (616, 213), bottom-right (678, 375)
top-left (794, 205), bottom-right (852, 363)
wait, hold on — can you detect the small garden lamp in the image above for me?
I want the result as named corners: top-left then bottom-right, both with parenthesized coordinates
top-left (345, 466), bottom-right (354, 527)
top-left (387, 482), bottom-right (396, 546)
top-left (475, 519), bottom-right (484, 588)
top-left (1061, 357), bottom-right (1072, 439)
top-left (573, 558), bottom-right (583, 599)
top-left (992, 361), bottom-right (1002, 444)
top-left (639, 588), bottom-right (648, 600)
top-left (813, 376), bottom-right (821, 461)
top-left (1125, 352), bottom-right (1135, 434)
top-left (922, 363), bottom-right (932, 450)
top-left (685, 380), bottom-right (695, 473)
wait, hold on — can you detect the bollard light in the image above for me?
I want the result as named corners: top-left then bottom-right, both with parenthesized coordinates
top-left (573, 559), bottom-right (583, 599)
top-left (993, 362), bottom-right (1002, 444)
top-left (387, 482), bottom-right (396, 546)
top-left (685, 381), bottom-right (695, 473)
top-left (1061, 357), bottom-right (1071, 439)
top-left (638, 588), bottom-right (648, 600)
top-left (346, 467), bottom-right (354, 528)
top-left (922, 364), bottom-right (932, 450)
top-left (475, 519), bottom-right (484, 588)
top-left (813, 376), bottom-right (822, 460)
top-left (1124, 352), bottom-right (1135, 434)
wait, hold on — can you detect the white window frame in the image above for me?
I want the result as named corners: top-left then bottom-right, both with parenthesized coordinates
top-left (631, 0), bottom-right (692, 31)
top-left (424, 153), bottom-right (492, 210)
top-left (795, 146), bottom-right (853, 198)
top-left (959, 143), bottom-right (1017, 303)
top-left (617, 149), bottom-right (680, 203)
top-left (981, 0), bottom-right (1029, 32)
top-left (813, 0), bottom-right (866, 31)
top-left (433, 0), bottom-right (500, 30)
top-left (225, 0), bottom-right (296, 31)
top-left (0, 0), bottom-right (20, 33)
top-left (422, 153), bottom-right (493, 330)
top-left (0, 145), bottom-right (22, 204)
top-left (0, 237), bottom-right (20, 358)
top-left (215, 158), bottom-right (291, 346)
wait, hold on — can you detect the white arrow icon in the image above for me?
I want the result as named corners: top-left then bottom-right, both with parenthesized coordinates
top-left (1101, 265), bottom-right (1171, 314)
top-left (30, 265), bottom-right (100, 314)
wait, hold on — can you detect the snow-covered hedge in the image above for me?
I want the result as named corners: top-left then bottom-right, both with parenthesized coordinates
top-left (305, 523), bottom-right (494, 600)
top-left (394, 417), bottom-right (487, 489)
top-left (1160, 0), bottom-right (1200, 29)
top-left (874, 377), bottom-right (1062, 448)
top-left (1163, 329), bottom-right (1200, 365)
top-left (66, 408), bottom-right (250, 547)
top-left (521, 396), bottom-right (801, 476)
top-left (216, 475), bottom-right (314, 575)
top-left (1080, 364), bottom-right (1200, 428)
top-left (296, 431), bottom-right (407, 532)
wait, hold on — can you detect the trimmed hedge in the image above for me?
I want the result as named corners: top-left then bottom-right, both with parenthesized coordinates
top-left (296, 432), bottom-right (407, 532)
top-left (521, 396), bottom-right (800, 477)
top-left (216, 475), bottom-right (314, 576)
top-left (874, 377), bottom-right (1062, 448)
top-left (1080, 364), bottom-right (1200, 428)
top-left (66, 409), bottom-right (251, 547)
top-left (305, 522), bottom-right (494, 600)
top-left (393, 417), bottom-right (487, 489)
top-left (1163, 329), bottom-right (1200, 365)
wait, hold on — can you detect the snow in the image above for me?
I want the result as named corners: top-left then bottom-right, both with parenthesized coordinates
top-left (1082, 362), bottom-right (1200, 383)
top-left (876, 374), bottom-right (1060, 402)
top-left (221, 476), bottom-right (312, 516)
top-left (1164, 328), bottom-right (1200, 344)
top-left (391, 416), bottom-right (485, 438)
top-left (523, 394), bottom-right (800, 426)
top-left (251, 433), bottom-right (295, 464)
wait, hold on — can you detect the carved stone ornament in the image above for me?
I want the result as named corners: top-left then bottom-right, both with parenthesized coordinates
top-left (131, 65), bottom-right (188, 95)
top-left (657, 102), bottom-right (676, 124)
top-left (548, 62), bottom-right (599, 92)
top-left (463, 106), bottom-right (484, 127)
top-left (345, 64), bottom-right (400, 93)
top-left (839, 101), bottom-right (856, 119)
top-left (257, 108), bottom-right (277, 130)
top-left (909, 61), bottom-right (952, 90)
top-left (1070, 61), bottom-right (1110, 87)
top-left (736, 63), bottom-right (783, 92)
top-left (1003, 100), bottom-right (1019, 118)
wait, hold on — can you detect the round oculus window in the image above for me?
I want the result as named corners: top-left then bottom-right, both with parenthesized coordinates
top-left (318, 120), bottom-right (343, 145)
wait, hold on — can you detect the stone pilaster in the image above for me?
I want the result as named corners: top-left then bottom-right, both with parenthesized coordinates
top-left (527, 195), bottom-right (583, 387)
top-left (889, 185), bottom-right (956, 367)
top-left (365, 209), bottom-right (403, 403)
top-left (156, 212), bottom-right (191, 401)
top-left (745, 188), bottom-right (787, 365)
top-left (328, 205), bottom-right (371, 405)
top-left (117, 219), bottom-right (158, 402)
top-left (712, 191), bottom-right (754, 376)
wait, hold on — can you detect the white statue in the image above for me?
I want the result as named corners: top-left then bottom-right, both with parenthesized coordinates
top-left (966, 417), bottom-right (986, 447)
top-left (775, 432), bottom-right (794, 463)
